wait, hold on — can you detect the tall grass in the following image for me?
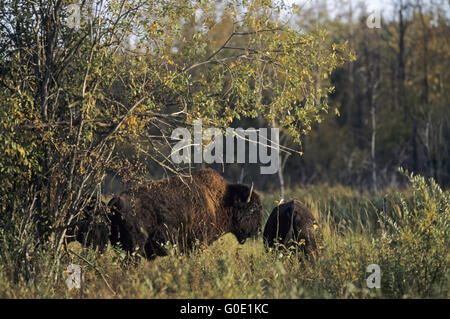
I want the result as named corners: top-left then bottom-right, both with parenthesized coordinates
top-left (0, 172), bottom-right (448, 298)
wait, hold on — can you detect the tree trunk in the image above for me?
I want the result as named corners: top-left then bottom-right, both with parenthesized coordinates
top-left (272, 119), bottom-right (285, 199)
top-left (370, 104), bottom-right (377, 193)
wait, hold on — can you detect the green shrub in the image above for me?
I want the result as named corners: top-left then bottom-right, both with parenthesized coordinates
top-left (375, 169), bottom-right (449, 298)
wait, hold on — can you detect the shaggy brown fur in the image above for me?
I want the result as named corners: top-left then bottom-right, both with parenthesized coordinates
top-left (108, 168), bottom-right (263, 259)
top-left (263, 199), bottom-right (321, 258)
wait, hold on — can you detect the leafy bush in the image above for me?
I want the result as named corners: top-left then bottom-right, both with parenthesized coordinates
top-left (375, 169), bottom-right (449, 297)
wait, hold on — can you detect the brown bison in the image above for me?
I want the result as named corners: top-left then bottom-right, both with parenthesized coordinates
top-left (108, 168), bottom-right (263, 259)
top-left (263, 199), bottom-right (321, 258)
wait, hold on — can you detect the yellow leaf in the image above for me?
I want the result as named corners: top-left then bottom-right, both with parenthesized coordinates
top-left (18, 146), bottom-right (25, 158)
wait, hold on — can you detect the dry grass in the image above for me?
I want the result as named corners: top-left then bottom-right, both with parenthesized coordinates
top-left (0, 173), bottom-right (448, 298)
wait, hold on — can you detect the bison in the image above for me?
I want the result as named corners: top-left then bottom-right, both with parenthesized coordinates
top-left (263, 199), bottom-right (321, 258)
top-left (108, 168), bottom-right (263, 259)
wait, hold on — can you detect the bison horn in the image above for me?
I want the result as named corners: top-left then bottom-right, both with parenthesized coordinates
top-left (247, 182), bottom-right (254, 203)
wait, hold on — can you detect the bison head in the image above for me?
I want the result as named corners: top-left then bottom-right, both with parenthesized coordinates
top-left (226, 183), bottom-right (263, 244)
top-left (107, 194), bottom-right (138, 253)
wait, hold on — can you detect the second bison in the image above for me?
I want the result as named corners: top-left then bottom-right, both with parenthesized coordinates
top-left (108, 168), bottom-right (263, 259)
top-left (263, 199), bottom-right (321, 258)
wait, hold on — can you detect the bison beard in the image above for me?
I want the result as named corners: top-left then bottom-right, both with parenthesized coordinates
top-left (108, 168), bottom-right (263, 259)
top-left (263, 199), bottom-right (321, 258)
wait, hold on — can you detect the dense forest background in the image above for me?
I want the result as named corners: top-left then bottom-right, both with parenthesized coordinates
top-left (2, 0), bottom-right (449, 201)
top-left (206, 0), bottom-right (450, 194)
top-left (286, 0), bottom-right (449, 191)
top-left (76, 0), bottom-right (450, 196)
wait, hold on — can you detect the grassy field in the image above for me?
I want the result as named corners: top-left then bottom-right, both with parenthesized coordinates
top-left (0, 172), bottom-right (448, 298)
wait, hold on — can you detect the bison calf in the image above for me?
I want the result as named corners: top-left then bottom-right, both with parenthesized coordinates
top-left (263, 199), bottom-right (321, 258)
top-left (108, 168), bottom-right (263, 259)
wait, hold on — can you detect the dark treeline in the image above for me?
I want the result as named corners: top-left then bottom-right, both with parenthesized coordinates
top-left (293, 0), bottom-right (450, 191)
top-left (204, 0), bottom-right (450, 193)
